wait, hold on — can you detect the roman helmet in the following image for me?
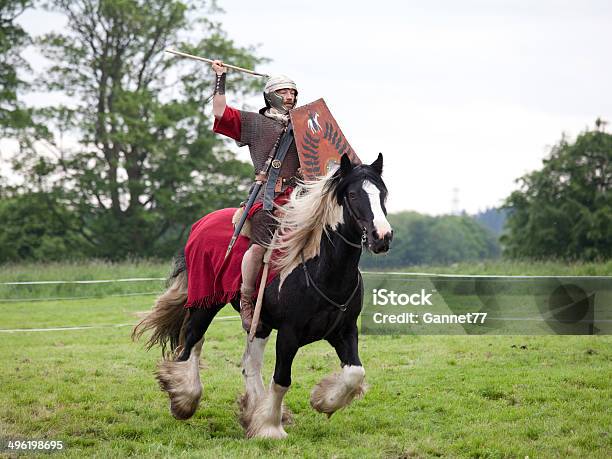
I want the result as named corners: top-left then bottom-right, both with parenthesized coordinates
top-left (263, 74), bottom-right (298, 113)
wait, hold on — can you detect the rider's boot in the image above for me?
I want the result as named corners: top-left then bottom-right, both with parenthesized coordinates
top-left (240, 287), bottom-right (256, 332)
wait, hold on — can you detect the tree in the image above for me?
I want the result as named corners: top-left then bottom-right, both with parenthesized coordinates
top-left (473, 207), bottom-right (507, 237)
top-left (13, 0), bottom-right (264, 259)
top-left (0, 0), bottom-right (34, 134)
top-left (0, 191), bottom-right (87, 262)
top-left (361, 211), bottom-right (500, 268)
top-left (501, 124), bottom-right (612, 261)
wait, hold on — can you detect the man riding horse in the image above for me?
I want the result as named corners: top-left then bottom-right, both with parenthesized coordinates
top-left (135, 61), bottom-right (394, 434)
top-left (210, 60), bottom-right (301, 333)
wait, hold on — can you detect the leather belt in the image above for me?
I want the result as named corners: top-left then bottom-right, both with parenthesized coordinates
top-left (274, 176), bottom-right (298, 192)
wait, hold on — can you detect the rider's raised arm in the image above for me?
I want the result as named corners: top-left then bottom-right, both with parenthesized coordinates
top-left (211, 60), bottom-right (227, 119)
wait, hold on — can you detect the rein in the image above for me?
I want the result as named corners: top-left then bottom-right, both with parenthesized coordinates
top-left (334, 228), bottom-right (365, 248)
top-left (300, 251), bottom-right (361, 312)
top-left (299, 217), bottom-right (363, 338)
top-left (299, 198), bottom-right (365, 311)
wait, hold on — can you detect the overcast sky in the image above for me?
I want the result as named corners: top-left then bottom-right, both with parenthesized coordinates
top-left (12, 0), bottom-right (612, 215)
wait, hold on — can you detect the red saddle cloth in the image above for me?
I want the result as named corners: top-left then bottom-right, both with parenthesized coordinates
top-left (184, 207), bottom-right (278, 309)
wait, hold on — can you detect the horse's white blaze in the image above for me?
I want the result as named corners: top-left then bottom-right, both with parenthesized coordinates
top-left (363, 180), bottom-right (392, 238)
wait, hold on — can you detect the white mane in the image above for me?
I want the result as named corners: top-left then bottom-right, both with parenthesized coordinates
top-left (270, 169), bottom-right (344, 285)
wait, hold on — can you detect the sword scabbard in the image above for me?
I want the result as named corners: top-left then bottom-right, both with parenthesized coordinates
top-left (224, 181), bottom-right (263, 257)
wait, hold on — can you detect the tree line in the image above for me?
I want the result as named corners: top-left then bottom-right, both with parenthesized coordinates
top-left (1, 1), bottom-right (610, 265)
top-left (360, 212), bottom-right (500, 268)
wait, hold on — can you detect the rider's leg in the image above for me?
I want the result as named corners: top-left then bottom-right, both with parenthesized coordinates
top-left (240, 243), bottom-right (266, 331)
top-left (240, 209), bottom-right (277, 332)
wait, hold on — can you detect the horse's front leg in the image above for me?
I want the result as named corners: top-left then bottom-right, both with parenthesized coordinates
top-left (245, 328), bottom-right (298, 439)
top-left (310, 321), bottom-right (367, 417)
top-left (239, 335), bottom-right (268, 428)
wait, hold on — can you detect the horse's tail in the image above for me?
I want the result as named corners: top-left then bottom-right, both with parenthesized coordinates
top-left (132, 252), bottom-right (189, 357)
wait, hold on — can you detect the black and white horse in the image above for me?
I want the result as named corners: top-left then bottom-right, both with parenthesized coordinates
top-left (133, 153), bottom-right (392, 439)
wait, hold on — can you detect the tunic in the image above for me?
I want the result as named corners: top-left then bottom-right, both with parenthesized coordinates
top-left (213, 106), bottom-right (301, 245)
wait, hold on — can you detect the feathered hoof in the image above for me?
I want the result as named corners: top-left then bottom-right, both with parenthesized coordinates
top-left (242, 382), bottom-right (289, 439)
top-left (156, 358), bottom-right (202, 420)
top-left (169, 393), bottom-right (201, 420)
top-left (310, 366), bottom-right (367, 417)
top-left (248, 424), bottom-right (287, 439)
top-left (239, 392), bottom-right (294, 429)
top-left (238, 392), bottom-right (253, 429)
top-left (281, 403), bottom-right (294, 426)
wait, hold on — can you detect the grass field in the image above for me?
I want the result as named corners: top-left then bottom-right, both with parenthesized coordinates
top-left (1, 261), bottom-right (611, 458)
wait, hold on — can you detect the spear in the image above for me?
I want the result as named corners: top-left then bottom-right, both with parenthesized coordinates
top-left (248, 244), bottom-right (273, 342)
top-left (165, 48), bottom-right (270, 78)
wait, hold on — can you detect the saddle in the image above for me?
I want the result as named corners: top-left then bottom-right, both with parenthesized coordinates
top-left (184, 208), bottom-right (277, 309)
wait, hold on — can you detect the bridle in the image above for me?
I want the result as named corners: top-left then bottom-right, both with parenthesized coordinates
top-left (335, 229), bottom-right (365, 249)
top-left (342, 195), bottom-right (368, 248)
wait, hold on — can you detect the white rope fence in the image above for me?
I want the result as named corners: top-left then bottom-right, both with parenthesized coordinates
top-left (0, 275), bottom-right (238, 333)
top-left (0, 292), bottom-right (160, 302)
top-left (1, 273), bottom-right (608, 333)
top-left (2, 273), bottom-right (610, 286)
top-left (0, 277), bottom-right (166, 303)
top-left (0, 316), bottom-right (241, 333)
top-left (363, 272), bottom-right (612, 279)
top-left (0, 277), bottom-right (165, 285)
top-left (2, 272), bottom-right (609, 304)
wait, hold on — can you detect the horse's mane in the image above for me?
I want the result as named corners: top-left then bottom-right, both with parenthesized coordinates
top-left (270, 162), bottom-right (386, 284)
top-left (270, 168), bottom-right (344, 284)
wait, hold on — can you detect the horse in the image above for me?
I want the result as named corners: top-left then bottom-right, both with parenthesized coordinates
top-left (133, 153), bottom-right (393, 439)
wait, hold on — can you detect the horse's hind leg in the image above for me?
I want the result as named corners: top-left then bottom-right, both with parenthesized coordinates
top-left (156, 305), bottom-right (223, 420)
top-left (310, 322), bottom-right (367, 417)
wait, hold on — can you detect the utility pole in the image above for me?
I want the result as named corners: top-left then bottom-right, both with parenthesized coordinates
top-left (451, 187), bottom-right (460, 215)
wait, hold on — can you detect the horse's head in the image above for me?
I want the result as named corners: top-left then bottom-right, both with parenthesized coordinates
top-left (331, 153), bottom-right (393, 253)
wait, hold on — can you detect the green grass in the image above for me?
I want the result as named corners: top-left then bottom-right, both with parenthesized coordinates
top-left (0, 259), bottom-right (170, 282)
top-left (0, 260), bottom-right (168, 301)
top-left (1, 261), bottom-right (611, 458)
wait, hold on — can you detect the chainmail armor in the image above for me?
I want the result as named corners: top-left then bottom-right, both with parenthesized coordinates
top-left (239, 110), bottom-right (300, 201)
